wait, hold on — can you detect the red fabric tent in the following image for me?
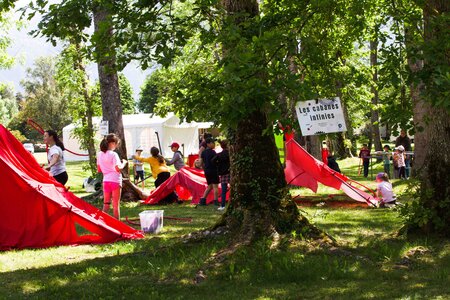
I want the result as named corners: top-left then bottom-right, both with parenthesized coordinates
top-left (285, 139), bottom-right (376, 204)
top-left (0, 125), bottom-right (143, 250)
top-left (142, 167), bottom-right (229, 205)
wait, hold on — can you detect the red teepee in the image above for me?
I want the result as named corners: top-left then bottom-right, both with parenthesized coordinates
top-left (0, 125), bottom-right (143, 250)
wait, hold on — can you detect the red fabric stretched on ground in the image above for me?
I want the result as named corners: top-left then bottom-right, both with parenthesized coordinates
top-left (0, 124), bottom-right (143, 250)
top-left (143, 167), bottom-right (229, 205)
top-left (285, 139), bottom-right (375, 204)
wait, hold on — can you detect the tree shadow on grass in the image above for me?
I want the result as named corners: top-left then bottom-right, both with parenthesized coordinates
top-left (2, 235), bottom-right (448, 300)
top-left (1, 227), bottom-right (449, 300)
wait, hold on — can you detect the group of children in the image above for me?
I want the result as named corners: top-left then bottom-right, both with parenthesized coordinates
top-left (359, 144), bottom-right (408, 180)
top-left (97, 133), bottom-right (231, 219)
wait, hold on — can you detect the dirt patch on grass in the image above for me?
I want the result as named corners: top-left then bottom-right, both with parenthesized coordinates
top-left (293, 195), bottom-right (370, 209)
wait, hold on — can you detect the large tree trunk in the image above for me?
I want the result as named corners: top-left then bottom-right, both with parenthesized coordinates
top-left (306, 135), bottom-right (322, 160)
top-left (219, 0), bottom-right (322, 243)
top-left (370, 36), bottom-right (382, 153)
top-left (92, 2), bottom-right (144, 201)
top-left (405, 0), bottom-right (450, 235)
top-left (224, 111), bottom-right (321, 242)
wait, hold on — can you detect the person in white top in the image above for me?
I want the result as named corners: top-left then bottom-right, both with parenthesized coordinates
top-left (43, 130), bottom-right (68, 185)
top-left (375, 172), bottom-right (397, 207)
top-left (97, 133), bottom-right (128, 219)
top-left (395, 145), bottom-right (406, 179)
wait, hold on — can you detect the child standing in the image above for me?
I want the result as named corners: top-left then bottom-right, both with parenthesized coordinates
top-left (97, 134), bottom-right (128, 219)
top-left (166, 142), bottom-right (185, 171)
top-left (395, 145), bottom-right (406, 179)
top-left (133, 147), bottom-right (178, 204)
top-left (382, 145), bottom-right (391, 178)
top-left (199, 137), bottom-right (219, 206)
top-left (133, 147), bottom-right (145, 189)
top-left (375, 172), bottom-right (397, 207)
top-left (358, 144), bottom-right (371, 178)
top-left (213, 140), bottom-right (230, 211)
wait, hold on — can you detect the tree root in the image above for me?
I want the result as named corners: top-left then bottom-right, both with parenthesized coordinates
top-left (191, 216), bottom-right (335, 284)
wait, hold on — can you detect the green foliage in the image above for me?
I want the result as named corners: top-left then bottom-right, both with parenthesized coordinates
top-left (137, 71), bottom-right (161, 113)
top-left (8, 129), bottom-right (26, 142)
top-left (91, 73), bottom-right (136, 115)
top-left (117, 73), bottom-right (135, 114)
top-left (398, 180), bottom-right (450, 236)
top-left (0, 12), bottom-right (15, 69)
top-left (0, 83), bottom-right (17, 125)
top-left (12, 56), bottom-right (72, 138)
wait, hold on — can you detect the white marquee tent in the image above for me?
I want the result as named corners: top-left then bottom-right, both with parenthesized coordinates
top-left (62, 113), bottom-right (211, 162)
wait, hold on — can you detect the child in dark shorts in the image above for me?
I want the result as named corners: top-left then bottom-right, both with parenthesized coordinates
top-left (199, 137), bottom-right (219, 206)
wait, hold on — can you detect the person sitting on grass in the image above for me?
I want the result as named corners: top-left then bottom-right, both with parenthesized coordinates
top-left (166, 142), bottom-right (185, 171)
top-left (199, 137), bottom-right (219, 206)
top-left (375, 172), bottom-right (397, 208)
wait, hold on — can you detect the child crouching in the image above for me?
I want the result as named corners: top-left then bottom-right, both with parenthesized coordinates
top-left (375, 172), bottom-right (397, 208)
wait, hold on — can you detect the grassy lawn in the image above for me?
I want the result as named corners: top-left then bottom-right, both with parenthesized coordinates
top-left (1, 155), bottom-right (448, 299)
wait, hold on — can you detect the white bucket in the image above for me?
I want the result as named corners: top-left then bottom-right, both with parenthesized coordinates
top-left (139, 210), bottom-right (164, 234)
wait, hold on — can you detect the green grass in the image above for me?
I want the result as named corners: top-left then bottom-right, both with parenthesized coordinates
top-left (1, 155), bottom-right (448, 299)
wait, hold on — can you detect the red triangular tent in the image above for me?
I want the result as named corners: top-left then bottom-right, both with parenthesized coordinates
top-left (285, 139), bottom-right (376, 205)
top-left (142, 167), bottom-right (229, 205)
top-left (0, 125), bottom-right (143, 250)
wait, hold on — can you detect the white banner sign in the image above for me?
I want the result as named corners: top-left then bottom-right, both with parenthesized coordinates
top-left (295, 97), bottom-right (347, 136)
top-left (99, 120), bottom-right (109, 136)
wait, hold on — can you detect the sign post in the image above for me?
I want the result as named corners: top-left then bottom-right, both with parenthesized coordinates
top-left (295, 97), bottom-right (347, 136)
top-left (99, 120), bottom-right (109, 136)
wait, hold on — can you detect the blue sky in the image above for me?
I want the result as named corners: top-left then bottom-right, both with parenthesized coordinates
top-left (0, 0), bottom-right (152, 99)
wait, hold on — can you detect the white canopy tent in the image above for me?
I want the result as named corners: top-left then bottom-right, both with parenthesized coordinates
top-left (62, 114), bottom-right (211, 162)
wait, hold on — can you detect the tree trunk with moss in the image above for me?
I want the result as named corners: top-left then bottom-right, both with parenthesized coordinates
top-left (405, 0), bottom-right (450, 235)
top-left (223, 111), bottom-right (322, 243)
top-left (219, 0), bottom-right (323, 243)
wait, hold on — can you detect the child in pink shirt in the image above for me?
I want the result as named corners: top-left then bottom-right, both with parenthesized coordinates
top-left (97, 134), bottom-right (128, 219)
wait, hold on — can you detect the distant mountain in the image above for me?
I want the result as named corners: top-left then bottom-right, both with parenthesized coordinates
top-left (0, 4), bottom-right (152, 100)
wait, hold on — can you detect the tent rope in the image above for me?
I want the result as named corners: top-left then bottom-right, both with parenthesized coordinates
top-left (27, 119), bottom-right (89, 156)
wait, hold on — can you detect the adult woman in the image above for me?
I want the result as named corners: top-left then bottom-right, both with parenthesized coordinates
top-left (97, 134), bottom-right (128, 219)
top-left (43, 130), bottom-right (68, 185)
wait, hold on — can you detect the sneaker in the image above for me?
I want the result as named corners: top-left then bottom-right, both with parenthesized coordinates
top-left (217, 206), bottom-right (225, 211)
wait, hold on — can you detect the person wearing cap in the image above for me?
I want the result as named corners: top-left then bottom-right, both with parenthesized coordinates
top-left (166, 142), bottom-right (185, 171)
top-left (375, 172), bottom-right (397, 207)
top-left (133, 147), bottom-right (145, 189)
top-left (199, 137), bottom-right (219, 206)
top-left (395, 145), bottom-right (406, 179)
